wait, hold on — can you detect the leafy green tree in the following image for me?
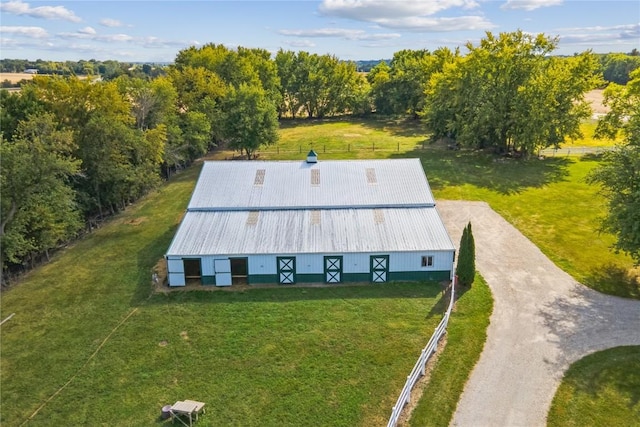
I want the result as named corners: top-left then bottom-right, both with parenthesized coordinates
top-left (0, 85), bottom-right (46, 141)
top-left (1, 113), bottom-right (81, 276)
top-left (424, 31), bottom-right (600, 156)
top-left (275, 49), bottom-right (300, 118)
top-left (456, 222), bottom-right (476, 286)
top-left (588, 68), bottom-right (640, 263)
top-left (218, 83), bottom-right (279, 159)
top-left (370, 48), bottom-right (456, 117)
top-left (294, 52), bottom-right (361, 118)
top-left (76, 113), bottom-right (161, 217)
top-left (599, 53), bottom-right (640, 85)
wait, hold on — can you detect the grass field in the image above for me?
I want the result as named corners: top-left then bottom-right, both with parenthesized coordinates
top-left (408, 275), bottom-right (492, 426)
top-left (547, 346), bottom-right (640, 426)
top-left (0, 161), bottom-right (466, 426)
top-left (0, 72), bottom-right (37, 84)
top-left (244, 117), bottom-right (636, 297)
top-left (1, 114), bottom-right (636, 426)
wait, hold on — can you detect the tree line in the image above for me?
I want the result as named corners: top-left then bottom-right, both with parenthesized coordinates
top-left (1, 31), bottom-right (638, 283)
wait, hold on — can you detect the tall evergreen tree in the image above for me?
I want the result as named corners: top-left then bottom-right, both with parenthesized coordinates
top-left (456, 222), bottom-right (476, 286)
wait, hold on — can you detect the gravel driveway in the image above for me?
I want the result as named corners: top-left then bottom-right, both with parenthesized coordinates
top-left (436, 201), bottom-right (640, 427)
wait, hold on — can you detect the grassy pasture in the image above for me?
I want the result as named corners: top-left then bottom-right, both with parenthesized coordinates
top-left (244, 116), bottom-right (636, 297)
top-left (548, 346), bottom-right (640, 426)
top-left (0, 160), bottom-right (477, 426)
top-left (1, 114), bottom-right (636, 426)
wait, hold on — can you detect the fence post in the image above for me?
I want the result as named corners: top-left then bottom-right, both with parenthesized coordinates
top-left (373, 142), bottom-right (375, 151)
top-left (405, 375), bottom-right (411, 404)
top-left (397, 142), bottom-right (400, 151)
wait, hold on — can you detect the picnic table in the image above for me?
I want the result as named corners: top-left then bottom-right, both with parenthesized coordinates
top-left (170, 400), bottom-right (205, 426)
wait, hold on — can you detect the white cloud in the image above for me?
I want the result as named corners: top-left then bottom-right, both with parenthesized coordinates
top-left (286, 39), bottom-right (317, 48)
top-left (278, 28), bottom-right (400, 41)
top-left (501, 0), bottom-right (562, 11)
top-left (0, 25), bottom-right (48, 38)
top-left (375, 15), bottom-right (494, 31)
top-left (0, 0), bottom-right (81, 22)
top-left (319, 0), bottom-right (479, 20)
top-left (559, 23), bottom-right (640, 46)
top-left (318, 0), bottom-right (491, 32)
top-left (100, 18), bottom-right (124, 28)
top-left (78, 27), bottom-right (97, 35)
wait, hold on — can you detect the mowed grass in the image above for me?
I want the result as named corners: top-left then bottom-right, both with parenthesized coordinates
top-left (409, 275), bottom-right (493, 426)
top-left (2, 115), bottom-right (635, 426)
top-left (0, 159), bottom-right (449, 425)
top-left (548, 346), bottom-right (640, 426)
top-left (256, 116), bottom-right (636, 298)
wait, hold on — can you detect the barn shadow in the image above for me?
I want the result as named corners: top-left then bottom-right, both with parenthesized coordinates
top-left (132, 226), bottom-right (179, 305)
top-left (143, 280), bottom-right (444, 305)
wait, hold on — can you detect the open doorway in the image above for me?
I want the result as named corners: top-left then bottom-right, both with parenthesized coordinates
top-left (183, 259), bottom-right (201, 284)
top-left (230, 258), bottom-right (248, 284)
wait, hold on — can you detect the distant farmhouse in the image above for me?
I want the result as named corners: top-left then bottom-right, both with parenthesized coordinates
top-left (165, 153), bottom-right (455, 287)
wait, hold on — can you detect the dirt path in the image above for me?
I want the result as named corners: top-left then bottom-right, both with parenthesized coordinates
top-left (436, 201), bottom-right (640, 427)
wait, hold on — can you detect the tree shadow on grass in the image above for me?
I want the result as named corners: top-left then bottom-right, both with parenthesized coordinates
top-left (561, 346), bottom-right (640, 410)
top-left (390, 147), bottom-right (572, 195)
top-left (583, 263), bottom-right (640, 299)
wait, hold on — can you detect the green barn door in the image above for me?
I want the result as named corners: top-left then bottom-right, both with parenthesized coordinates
top-left (277, 257), bottom-right (296, 284)
top-left (370, 255), bottom-right (389, 283)
top-left (324, 256), bottom-right (343, 283)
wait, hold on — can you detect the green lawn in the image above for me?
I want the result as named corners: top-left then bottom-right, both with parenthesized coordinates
top-left (0, 160), bottom-right (453, 426)
top-left (548, 346), bottom-right (640, 427)
top-left (2, 115), bottom-right (636, 426)
top-left (257, 116), bottom-right (637, 298)
top-left (409, 275), bottom-right (493, 426)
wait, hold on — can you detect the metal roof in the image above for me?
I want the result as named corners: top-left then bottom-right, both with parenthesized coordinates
top-left (166, 207), bottom-right (455, 256)
top-left (187, 158), bottom-right (435, 211)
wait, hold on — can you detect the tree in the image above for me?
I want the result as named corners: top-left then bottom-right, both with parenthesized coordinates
top-left (1, 113), bottom-right (81, 278)
top-left (599, 53), bottom-right (640, 85)
top-left (275, 49), bottom-right (300, 118)
top-left (423, 31), bottom-right (600, 156)
top-left (218, 83), bottom-right (279, 159)
top-left (587, 68), bottom-right (640, 263)
top-left (456, 222), bottom-right (476, 286)
top-left (0, 85), bottom-right (46, 141)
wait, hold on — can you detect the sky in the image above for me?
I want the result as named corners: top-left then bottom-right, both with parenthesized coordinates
top-left (1, 0), bottom-right (638, 63)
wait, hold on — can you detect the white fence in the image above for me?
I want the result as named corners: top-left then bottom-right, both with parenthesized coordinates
top-left (538, 146), bottom-right (613, 157)
top-left (387, 276), bottom-right (457, 427)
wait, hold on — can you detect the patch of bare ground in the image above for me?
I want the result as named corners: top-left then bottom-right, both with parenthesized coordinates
top-left (396, 335), bottom-right (448, 426)
top-left (584, 88), bottom-right (609, 115)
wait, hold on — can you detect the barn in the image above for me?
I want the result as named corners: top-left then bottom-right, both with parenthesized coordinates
top-left (165, 153), bottom-right (455, 287)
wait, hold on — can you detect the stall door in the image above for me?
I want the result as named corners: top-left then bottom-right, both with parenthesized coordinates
top-left (370, 255), bottom-right (389, 283)
top-left (324, 256), bottom-right (343, 283)
top-left (214, 259), bottom-right (232, 287)
top-left (277, 257), bottom-right (296, 284)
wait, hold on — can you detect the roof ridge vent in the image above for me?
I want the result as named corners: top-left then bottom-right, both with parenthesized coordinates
top-left (306, 150), bottom-right (318, 163)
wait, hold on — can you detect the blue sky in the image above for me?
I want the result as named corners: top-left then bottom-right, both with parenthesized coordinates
top-left (1, 0), bottom-right (638, 62)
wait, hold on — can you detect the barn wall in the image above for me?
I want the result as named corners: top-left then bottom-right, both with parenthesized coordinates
top-left (167, 250), bottom-right (454, 286)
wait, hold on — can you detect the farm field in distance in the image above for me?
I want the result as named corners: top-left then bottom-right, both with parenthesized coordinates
top-left (1, 114), bottom-right (637, 426)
